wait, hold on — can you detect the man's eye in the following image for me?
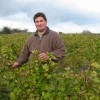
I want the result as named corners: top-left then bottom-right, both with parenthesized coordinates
top-left (35, 21), bottom-right (39, 23)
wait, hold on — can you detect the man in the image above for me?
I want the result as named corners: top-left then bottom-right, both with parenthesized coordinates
top-left (13, 12), bottom-right (65, 68)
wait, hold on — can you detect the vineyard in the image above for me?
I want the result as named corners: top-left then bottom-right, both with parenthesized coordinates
top-left (0, 33), bottom-right (100, 100)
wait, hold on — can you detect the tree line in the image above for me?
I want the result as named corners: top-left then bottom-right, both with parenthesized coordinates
top-left (0, 26), bottom-right (93, 34)
top-left (0, 26), bottom-right (28, 34)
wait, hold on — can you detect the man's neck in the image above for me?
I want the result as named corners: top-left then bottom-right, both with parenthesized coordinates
top-left (38, 29), bottom-right (46, 38)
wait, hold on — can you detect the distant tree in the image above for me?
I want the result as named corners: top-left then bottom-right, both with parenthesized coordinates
top-left (59, 32), bottom-right (63, 35)
top-left (21, 29), bottom-right (28, 32)
top-left (11, 28), bottom-right (28, 33)
top-left (81, 30), bottom-right (92, 34)
top-left (2, 26), bottom-right (11, 34)
top-left (1, 27), bottom-right (28, 34)
top-left (59, 32), bottom-right (65, 35)
top-left (11, 28), bottom-right (19, 33)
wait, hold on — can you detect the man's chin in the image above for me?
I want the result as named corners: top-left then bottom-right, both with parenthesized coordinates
top-left (38, 29), bottom-right (45, 32)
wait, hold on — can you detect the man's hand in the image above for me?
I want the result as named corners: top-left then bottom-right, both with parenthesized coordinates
top-left (39, 53), bottom-right (47, 61)
top-left (12, 62), bottom-right (19, 68)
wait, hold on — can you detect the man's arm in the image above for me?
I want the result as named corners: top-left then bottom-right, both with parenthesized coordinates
top-left (17, 42), bottom-right (30, 65)
top-left (12, 41), bottom-right (30, 68)
top-left (52, 33), bottom-right (65, 61)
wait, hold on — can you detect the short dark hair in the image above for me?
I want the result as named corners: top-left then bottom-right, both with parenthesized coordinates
top-left (33, 12), bottom-right (47, 22)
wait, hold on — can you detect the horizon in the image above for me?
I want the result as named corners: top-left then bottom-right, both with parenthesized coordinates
top-left (0, 0), bottom-right (100, 33)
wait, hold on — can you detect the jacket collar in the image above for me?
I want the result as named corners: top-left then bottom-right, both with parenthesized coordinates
top-left (34, 27), bottom-right (49, 36)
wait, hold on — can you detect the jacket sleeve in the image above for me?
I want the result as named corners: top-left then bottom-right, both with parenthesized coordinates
top-left (17, 40), bottom-right (30, 66)
top-left (52, 33), bottom-right (65, 61)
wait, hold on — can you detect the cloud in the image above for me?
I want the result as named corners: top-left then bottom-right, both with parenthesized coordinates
top-left (6, 12), bottom-right (30, 21)
top-left (50, 22), bottom-right (100, 33)
top-left (0, 0), bottom-right (100, 33)
top-left (0, 18), bottom-right (35, 32)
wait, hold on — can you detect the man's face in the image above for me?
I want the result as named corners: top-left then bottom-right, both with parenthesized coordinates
top-left (34, 17), bottom-right (47, 32)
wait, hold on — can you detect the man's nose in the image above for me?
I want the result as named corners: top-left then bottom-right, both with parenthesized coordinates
top-left (38, 22), bottom-right (41, 25)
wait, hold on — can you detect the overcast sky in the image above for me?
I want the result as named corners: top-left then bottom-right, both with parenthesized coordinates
top-left (0, 0), bottom-right (100, 33)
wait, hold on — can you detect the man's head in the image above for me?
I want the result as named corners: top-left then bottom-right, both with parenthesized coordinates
top-left (33, 12), bottom-right (47, 32)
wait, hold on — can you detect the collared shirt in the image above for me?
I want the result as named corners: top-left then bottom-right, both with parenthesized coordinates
top-left (38, 30), bottom-right (46, 38)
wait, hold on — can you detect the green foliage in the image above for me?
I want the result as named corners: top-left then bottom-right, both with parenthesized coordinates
top-left (11, 28), bottom-right (28, 33)
top-left (0, 27), bottom-right (29, 34)
top-left (81, 30), bottom-right (92, 34)
top-left (2, 26), bottom-right (11, 34)
top-left (0, 33), bottom-right (100, 99)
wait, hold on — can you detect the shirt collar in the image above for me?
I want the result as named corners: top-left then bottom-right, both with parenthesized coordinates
top-left (34, 27), bottom-right (49, 36)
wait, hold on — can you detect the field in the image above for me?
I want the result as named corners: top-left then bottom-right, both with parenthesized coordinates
top-left (0, 33), bottom-right (100, 100)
